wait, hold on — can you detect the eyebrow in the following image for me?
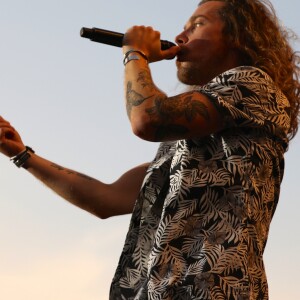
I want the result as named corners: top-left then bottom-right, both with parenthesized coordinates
top-left (184, 14), bottom-right (210, 30)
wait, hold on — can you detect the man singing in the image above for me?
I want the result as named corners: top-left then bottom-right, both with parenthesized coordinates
top-left (1, 1), bottom-right (299, 299)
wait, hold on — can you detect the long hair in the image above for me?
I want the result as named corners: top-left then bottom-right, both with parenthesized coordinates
top-left (199, 0), bottom-right (300, 140)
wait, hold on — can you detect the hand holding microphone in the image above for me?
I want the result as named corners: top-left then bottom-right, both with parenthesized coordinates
top-left (80, 27), bottom-right (179, 61)
top-left (80, 27), bottom-right (176, 50)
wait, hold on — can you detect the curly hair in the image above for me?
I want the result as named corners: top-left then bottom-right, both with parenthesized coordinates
top-left (199, 0), bottom-right (300, 140)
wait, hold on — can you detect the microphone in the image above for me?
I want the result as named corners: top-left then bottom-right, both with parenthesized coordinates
top-left (80, 27), bottom-right (176, 50)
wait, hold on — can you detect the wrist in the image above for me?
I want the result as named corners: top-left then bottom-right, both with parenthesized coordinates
top-left (123, 49), bottom-right (148, 66)
top-left (10, 146), bottom-right (35, 169)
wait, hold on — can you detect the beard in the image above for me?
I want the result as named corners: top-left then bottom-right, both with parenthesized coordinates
top-left (176, 61), bottom-right (209, 86)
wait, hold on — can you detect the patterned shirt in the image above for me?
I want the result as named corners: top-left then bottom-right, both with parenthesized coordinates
top-left (110, 66), bottom-right (291, 300)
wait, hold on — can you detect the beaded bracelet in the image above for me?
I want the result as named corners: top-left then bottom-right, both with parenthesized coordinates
top-left (10, 146), bottom-right (35, 168)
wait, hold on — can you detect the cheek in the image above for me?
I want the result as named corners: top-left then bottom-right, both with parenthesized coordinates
top-left (188, 38), bottom-right (225, 59)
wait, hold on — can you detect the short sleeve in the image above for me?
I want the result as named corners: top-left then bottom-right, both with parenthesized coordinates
top-left (199, 66), bottom-right (291, 144)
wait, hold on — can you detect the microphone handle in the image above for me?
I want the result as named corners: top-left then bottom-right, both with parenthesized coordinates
top-left (80, 27), bottom-right (176, 50)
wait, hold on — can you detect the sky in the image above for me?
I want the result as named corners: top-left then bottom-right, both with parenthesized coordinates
top-left (0, 1), bottom-right (299, 299)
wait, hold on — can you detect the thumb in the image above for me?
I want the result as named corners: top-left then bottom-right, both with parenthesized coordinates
top-left (161, 45), bottom-right (181, 60)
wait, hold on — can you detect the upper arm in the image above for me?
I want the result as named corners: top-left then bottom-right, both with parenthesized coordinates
top-left (130, 91), bottom-right (224, 142)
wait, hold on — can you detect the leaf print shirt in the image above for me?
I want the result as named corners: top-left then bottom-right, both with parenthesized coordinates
top-left (110, 66), bottom-right (291, 300)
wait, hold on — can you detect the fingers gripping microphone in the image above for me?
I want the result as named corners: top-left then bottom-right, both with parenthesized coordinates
top-left (80, 27), bottom-right (176, 50)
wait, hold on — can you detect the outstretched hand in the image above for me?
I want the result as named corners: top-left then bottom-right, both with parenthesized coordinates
top-left (0, 116), bottom-right (26, 158)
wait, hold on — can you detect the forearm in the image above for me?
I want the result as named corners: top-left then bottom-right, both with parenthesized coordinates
top-left (125, 57), bottom-right (167, 116)
top-left (23, 153), bottom-right (109, 217)
top-left (122, 26), bottom-right (179, 141)
top-left (22, 154), bottom-right (147, 219)
top-left (124, 56), bottom-right (170, 141)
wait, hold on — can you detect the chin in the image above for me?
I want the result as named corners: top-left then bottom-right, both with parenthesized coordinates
top-left (177, 69), bottom-right (203, 86)
top-left (176, 62), bottom-right (215, 86)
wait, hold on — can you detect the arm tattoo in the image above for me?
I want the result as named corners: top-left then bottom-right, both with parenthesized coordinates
top-left (50, 163), bottom-right (94, 181)
top-left (145, 93), bottom-right (210, 140)
top-left (146, 93), bottom-right (210, 123)
top-left (126, 71), bottom-right (211, 140)
top-left (126, 81), bottom-right (153, 119)
top-left (137, 70), bottom-right (156, 90)
top-left (126, 68), bottom-right (155, 118)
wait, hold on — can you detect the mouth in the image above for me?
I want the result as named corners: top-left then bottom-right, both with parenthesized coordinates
top-left (176, 47), bottom-right (187, 62)
top-left (177, 45), bottom-right (190, 62)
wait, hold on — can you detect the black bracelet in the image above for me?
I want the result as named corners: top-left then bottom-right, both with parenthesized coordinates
top-left (10, 146), bottom-right (35, 168)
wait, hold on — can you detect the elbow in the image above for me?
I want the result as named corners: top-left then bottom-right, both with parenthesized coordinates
top-left (96, 212), bottom-right (111, 220)
top-left (88, 206), bottom-right (114, 220)
top-left (130, 115), bottom-right (156, 142)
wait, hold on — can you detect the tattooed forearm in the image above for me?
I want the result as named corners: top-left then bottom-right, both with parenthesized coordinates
top-left (50, 163), bottom-right (94, 181)
top-left (126, 81), bottom-right (153, 118)
top-left (137, 70), bottom-right (156, 90)
top-left (126, 68), bottom-right (157, 118)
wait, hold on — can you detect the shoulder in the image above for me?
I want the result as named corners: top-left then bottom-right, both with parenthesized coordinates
top-left (207, 66), bottom-right (274, 87)
top-left (199, 65), bottom-right (288, 107)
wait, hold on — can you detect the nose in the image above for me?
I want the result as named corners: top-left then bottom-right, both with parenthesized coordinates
top-left (175, 31), bottom-right (188, 45)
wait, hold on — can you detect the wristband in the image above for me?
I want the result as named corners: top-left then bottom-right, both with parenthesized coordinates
top-left (10, 146), bottom-right (35, 168)
top-left (123, 49), bottom-right (148, 66)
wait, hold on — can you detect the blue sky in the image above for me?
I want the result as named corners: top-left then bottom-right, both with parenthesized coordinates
top-left (0, 1), bottom-right (299, 299)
